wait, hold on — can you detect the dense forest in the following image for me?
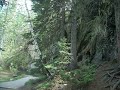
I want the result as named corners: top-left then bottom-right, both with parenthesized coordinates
top-left (1, 0), bottom-right (120, 90)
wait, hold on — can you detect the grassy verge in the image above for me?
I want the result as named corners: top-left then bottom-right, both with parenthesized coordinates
top-left (0, 70), bottom-right (26, 83)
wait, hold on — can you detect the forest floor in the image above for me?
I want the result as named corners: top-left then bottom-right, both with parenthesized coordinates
top-left (86, 61), bottom-right (112, 90)
top-left (0, 62), bottom-right (116, 90)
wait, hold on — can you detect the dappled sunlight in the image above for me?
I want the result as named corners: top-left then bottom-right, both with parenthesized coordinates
top-left (0, 71), bottom-right (12, 78)
top-left (0, 0), bottom-right (119, 90)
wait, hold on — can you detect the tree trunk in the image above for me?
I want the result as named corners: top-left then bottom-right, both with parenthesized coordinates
top-left (115, 0), bottom-right (120, 63)
top-left (60, 1), bottom-right (65, 38)
top-left (69, 16), bottom-right (77, 69)
top-left (25, 0), bottom-right (51, 77)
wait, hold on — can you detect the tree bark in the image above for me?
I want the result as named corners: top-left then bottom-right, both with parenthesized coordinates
top-left (114, 0), bottom-right (120, 63)
top-left (69, 16), bottom-right (77, 69)
top-left (60, 1), bottom-right (65, 38)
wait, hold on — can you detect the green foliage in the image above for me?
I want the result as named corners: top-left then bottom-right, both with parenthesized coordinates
top-left (0, 66), bottom-right (3, 71)
top-left (22, 33), bottom-right (32, 39)
top-left (60, 64), bottom-right (96, 85)
top-left (0, 0), bottom-right (115, 89)
top-left (36, 81), bottom-right (52, 90)
top-left (58, 38), bottom-right (71, 62)
top-left (29, 68), bottom-right (41, 75)
top-left (44, 38), bottom-right (70, 74)
top-left (0, 0), bottom-right (30, 73)
top-left (0, 70), bottom-right (25, 83)
top-left (44, 38), bottom-right (96, 86)
top-left (4, 50), bottom-right (30, 73)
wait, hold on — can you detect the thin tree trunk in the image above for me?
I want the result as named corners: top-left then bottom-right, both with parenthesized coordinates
top-left (114, 0), bottom-right (120, 63)
top-left (60, 1), bottom-right (65, 38)
top-left (70, 16), bottom-right (77, 69)
top-left (25, 0), bottom-right (51, 77)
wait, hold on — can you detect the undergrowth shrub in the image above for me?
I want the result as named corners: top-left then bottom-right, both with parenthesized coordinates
top-left (45, 38), bottom-right (96, 86)
top-left (35, 81), bottom-right (52, 90)
top-left (4, 50), bottom-right (30, 73)
top-left (60, 64), bottom-right (96, 85)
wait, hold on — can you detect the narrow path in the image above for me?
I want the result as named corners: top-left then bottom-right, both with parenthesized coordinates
top-left (86, 62), bottom-right (111, 90)
top-left (0, 75), bottom-right (38, 90)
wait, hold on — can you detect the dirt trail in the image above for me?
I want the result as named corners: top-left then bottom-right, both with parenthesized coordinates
top-left (86, 62), bottom-right (111, 90)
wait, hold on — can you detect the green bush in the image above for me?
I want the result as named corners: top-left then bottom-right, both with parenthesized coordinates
top-left (44, 38), bottom-right (71, 75)
top-left (36, 81), bottom-right (52, 90)
top-left (40, 38), bottom-right (96, 89)
top-left (4, 50), bottom-right (30, 73)
top-left (60, 64), bottom-right (96, 85)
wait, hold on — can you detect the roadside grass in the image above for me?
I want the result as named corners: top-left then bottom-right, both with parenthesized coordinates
top-left (0, 70), bottom-right (25, 83)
